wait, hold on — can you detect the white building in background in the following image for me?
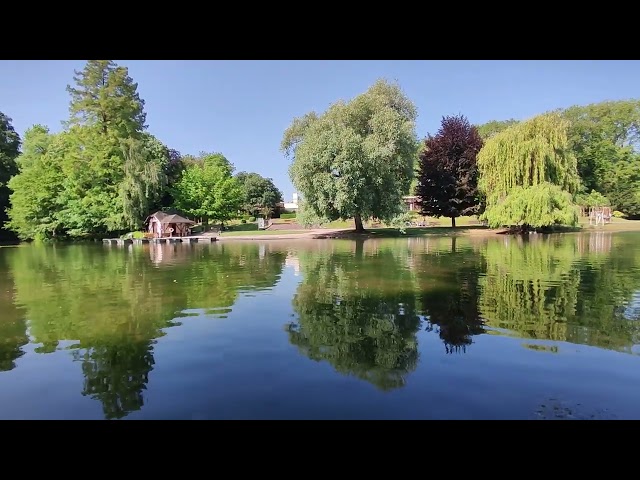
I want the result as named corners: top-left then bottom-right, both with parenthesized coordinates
top-left (283, 192), bottom-right (300, 211)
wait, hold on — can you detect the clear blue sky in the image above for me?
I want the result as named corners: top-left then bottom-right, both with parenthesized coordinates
top-left (1, 60), bottom-right (639, 200)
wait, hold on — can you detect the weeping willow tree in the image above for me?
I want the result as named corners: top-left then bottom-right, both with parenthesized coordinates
top-left (120, 137), bottom-right (165, 230)
top-left (477, 113), bottom-right (581, 229)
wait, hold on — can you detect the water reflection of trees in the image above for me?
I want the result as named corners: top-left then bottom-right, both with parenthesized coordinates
top-left (287, 241), bottom-right (421, 391)
top-left (413, 237), bottom-right (485, 354)
top-left (6, 243), bottom-right (285, 419)
top-left (478, 233), bottom-right (640, 352)
top-left (0, 252), bottom-right (28, 372)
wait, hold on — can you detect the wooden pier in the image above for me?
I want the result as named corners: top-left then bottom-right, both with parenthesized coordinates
top-left (102, 236), bottom-right (218, 246)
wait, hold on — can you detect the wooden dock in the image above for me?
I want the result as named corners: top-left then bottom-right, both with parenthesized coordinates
top-left (102, 236), bottom-right (217, 246)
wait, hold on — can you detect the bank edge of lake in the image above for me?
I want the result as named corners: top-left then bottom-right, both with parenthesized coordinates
top-left (218, 220), bottom-right (640, 242)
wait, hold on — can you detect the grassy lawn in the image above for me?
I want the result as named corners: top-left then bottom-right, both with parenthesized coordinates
top-left (215, 214), bottom-right (640, 239)
top-left (220, 229), bottom-right (307, 237)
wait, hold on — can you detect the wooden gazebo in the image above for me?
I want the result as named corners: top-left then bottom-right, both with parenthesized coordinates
top-left (146, 211), bottom-right (195, 238)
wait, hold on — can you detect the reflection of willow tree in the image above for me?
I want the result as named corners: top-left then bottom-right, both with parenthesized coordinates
top-left (287, 240), bottom-right (421, 391)
top-left (479, 236), bottom-right (580, 341)
top-left (0, 253), bottom-right (28, 372)
top-left (569, 233), bottom-right (640, 350)
top-left (479, 233), bottom-right (640, 352)
top-left (8, 243), bottom-right (285, 418)
top-left (415, 237), bottom-right (486, 353)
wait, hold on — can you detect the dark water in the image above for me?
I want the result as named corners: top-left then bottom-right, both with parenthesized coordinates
top-left (1, 231), bottom-right (639, 420)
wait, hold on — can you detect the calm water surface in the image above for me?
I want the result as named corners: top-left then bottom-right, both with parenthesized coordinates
top-left (1, 232), bottom-right (639, 420)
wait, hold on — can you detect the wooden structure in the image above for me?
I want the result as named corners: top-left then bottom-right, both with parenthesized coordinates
top-left (588, 206), bottom-right (612, 226)
top-left (146, 211), bottom-right (195, 238)
top-left (403, 195), bottom-right (419, 211)
top-left (103, 236), bottom-right (217, 246)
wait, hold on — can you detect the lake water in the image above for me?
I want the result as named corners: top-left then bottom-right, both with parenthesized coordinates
top-left (1, 231), bottom-right (639, 420)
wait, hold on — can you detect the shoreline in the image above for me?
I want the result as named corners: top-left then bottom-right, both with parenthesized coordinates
top-left (218, 221), bottom-right (640, 241)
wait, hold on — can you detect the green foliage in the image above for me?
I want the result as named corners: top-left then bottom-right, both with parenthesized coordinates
top-left (66, 60), bottom-right (146, 138)
top-left (235, 171), bottom-right (283, 218)
top-left (559, 100), bottom-right (640, 217)
top-left (0, 112), bottom-right (21, 238)
top-left (387, 211), bottom-right (414, 234)
top-left (282, 79), bottom-right (419, 232)
top-left (296, 199), bottom-right (329, 227)
top-left (613, 210), bottom-right (625, 218)
top-left (119, 137), bottom-right (165, 230)
top-left (6, 61), bottom-right (174, 240)
top-left (576, 189), bottom-right (610, 208)
top-left (478, 113), bottom-right (580, 228)
top-left (7, 127), bottom-right (65, 240)
top-left (476, 119), bottom-right (519, 140)
top-left (280, 213), bottom-right (297, 219)
top-left (482, 183), bottom-right (579, 229)
top-left (172, 153), bottom-right (243, 224)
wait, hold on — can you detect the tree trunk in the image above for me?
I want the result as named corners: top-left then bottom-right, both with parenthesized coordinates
top-left (354, 213), bottom-right (365, 233)
top-left (451, 216), bottom-right (456, 228)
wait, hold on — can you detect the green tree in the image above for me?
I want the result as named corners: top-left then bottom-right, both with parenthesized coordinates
top-left (559, 100), bottom-right (640, 217)
top-left (0, 112), bottom-right (21, 238)
top-left (66, 60), bottom-right (146, 138)
top-left (8, 61), bottom-right (162, 240)
top-left (476, 119), bottom-right (519, 140)
top-left (282, 79), bottom-right (419, 232)
top-left (173, 153), bottom-right (243, 226)
top-left (576, 189), bottom-right (610, 208)
top-left (235, 171), bottom-right (283, 218)
top-left (7, 126), bottom-right (65, 240)
top-left (119, 136), bottom-right (166, 229)
top-left (477, 113), bottom-right (581, 230)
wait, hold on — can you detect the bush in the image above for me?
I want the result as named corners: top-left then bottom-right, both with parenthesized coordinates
top-left (281, 213), bottom-right (297, 219)
top-left (249, 216), bottom-right (256, 222)
top-left (240, 219), bottom-right (247, 224)
top-left (613, 210), bottom-right (625, 218)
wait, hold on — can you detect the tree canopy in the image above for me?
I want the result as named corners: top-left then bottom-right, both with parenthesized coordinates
top-left (235, 171), bottom-right (283, 218)
top-left (282, 79), bottom-right (419, 232)
top-left (477, 113), bottom-right (580, 229)
top-left (415, 114), bottom-right (484, 227)
top-left (476, 119), bottom-right (519, 140)
top-left (66, 60), bottom-right (146, 138)
top-left (559, 99), bottom-right (640, 218)
top-left (172, 153), bottom-right (243, 225)
top-left (7, 61), bottom-right (177, 240)
top-left (0, 112), bottom-right (21, 238)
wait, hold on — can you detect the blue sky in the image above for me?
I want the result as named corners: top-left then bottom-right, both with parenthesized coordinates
top-left (1, 60), bottom-right (639, 200)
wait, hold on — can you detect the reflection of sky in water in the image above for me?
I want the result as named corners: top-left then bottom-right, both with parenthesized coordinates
top-left (624, 291), bottom-right (640, 320)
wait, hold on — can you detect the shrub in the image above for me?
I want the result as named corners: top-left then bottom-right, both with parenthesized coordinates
top-left (241, 219), bottom-right (247, 224)
top-left (613, 210), bottom-right (625, 218)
